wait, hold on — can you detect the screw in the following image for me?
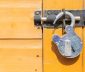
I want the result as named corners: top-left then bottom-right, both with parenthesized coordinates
top-left (36, 11), bottom-right (40, 15)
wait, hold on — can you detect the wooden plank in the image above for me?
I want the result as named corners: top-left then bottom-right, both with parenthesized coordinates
top-left (0, 0), bottom-right (42, 38)
top-left (0, 40), bottom-right (42, 72)
top-left (0, 0), bottom-right (43, 72)
top-left (43, 0), bottom-right (84, 72)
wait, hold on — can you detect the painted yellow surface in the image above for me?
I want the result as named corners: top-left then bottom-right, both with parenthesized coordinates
top-left (43, 0), bottom-right (83, 10)
top-left (0, 40), bottom-right (42, 72)
top-left (0, 0), bottom-right (42, 38)
top-left (0, 0), bottom-right (42, 72)
top-left (43, 0), bottom-right (85, 72)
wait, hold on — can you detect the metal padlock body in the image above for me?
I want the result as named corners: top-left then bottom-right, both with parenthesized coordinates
top-left (52, 25), bottom-right (82, 58)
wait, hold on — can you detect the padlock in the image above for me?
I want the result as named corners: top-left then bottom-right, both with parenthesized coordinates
top-left (52, 11), bottom-right (83, 58)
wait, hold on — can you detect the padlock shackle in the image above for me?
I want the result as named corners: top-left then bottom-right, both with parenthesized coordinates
top-left (53, 11), bottom-right (75, 27)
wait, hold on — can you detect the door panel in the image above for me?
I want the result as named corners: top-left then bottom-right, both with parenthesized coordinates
top-left (0, 0), bottom-right (42, 38)
top-left (0, 0), bottom-right (42, 72)
top-left (0, 40), bottom-right (42, 72)
top-left (43, 0), bottom-right (82, 10)
top-left (43, 0), bottom-right (84, 72)
top-left (84, 27), bottom-right (85, 72)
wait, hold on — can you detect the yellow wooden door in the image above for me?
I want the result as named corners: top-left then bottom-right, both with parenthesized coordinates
top-left (43, 0), bottom-right (85, 72)
top-left (0, 0), bottom-right (42, 72)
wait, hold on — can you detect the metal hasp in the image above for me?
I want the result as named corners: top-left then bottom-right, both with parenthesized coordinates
top-left (34, 10), bottom-right (85, 28)
top-left (34, 10), bottom-right (83, 58)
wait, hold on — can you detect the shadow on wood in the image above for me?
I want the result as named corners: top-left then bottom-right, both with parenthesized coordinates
top-left (51, 41), bottom-right (80, 65)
